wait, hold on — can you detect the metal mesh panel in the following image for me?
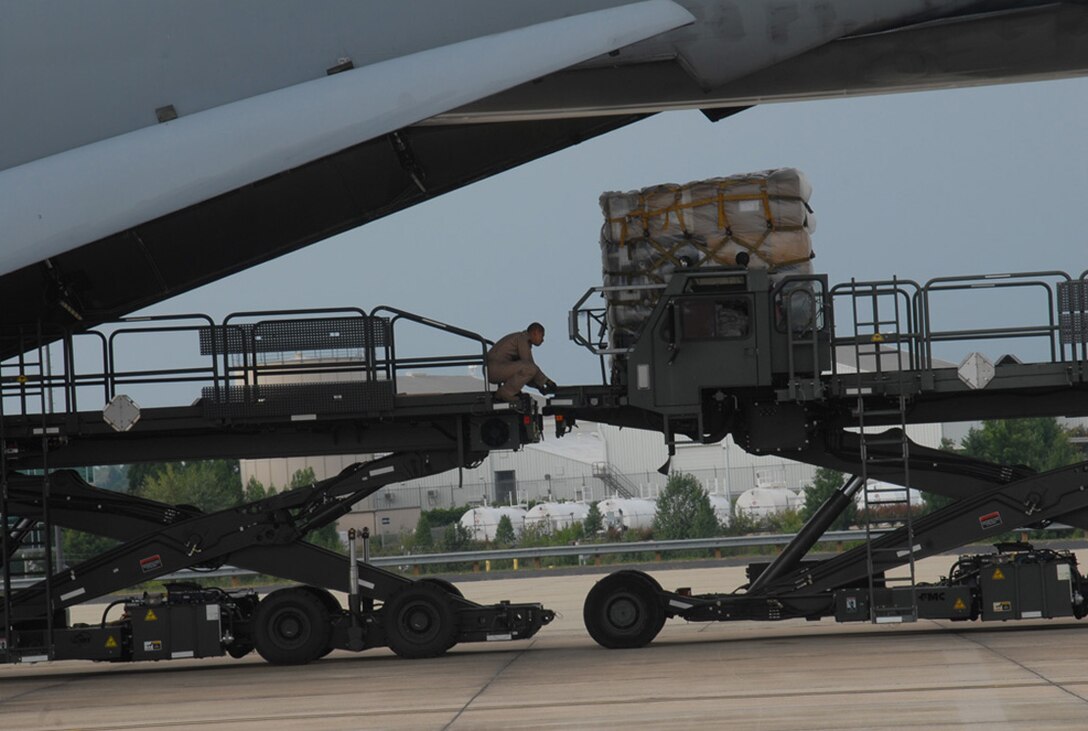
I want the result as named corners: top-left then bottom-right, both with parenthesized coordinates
top-left (201, 380), bottom-right (395, 418)
top-left (199, 317), bottom-right (389, 355)
top-left (1060, 313), bottom-right (1088, 346)
top-left (1058, 282), bottom-right (1088, 346)
top-left (1058, 281), bottom-right (1087, 314)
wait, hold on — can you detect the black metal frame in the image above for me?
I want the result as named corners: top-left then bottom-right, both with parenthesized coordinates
top-left (554, 266), bottom-right (1088, 645)
top-left (1, 305), bottom-right (550, 664)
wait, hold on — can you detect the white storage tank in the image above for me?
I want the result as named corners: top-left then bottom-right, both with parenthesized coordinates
top-left (524, 502), bottom-right (590, 532)
top-left (707, 494), bottom-right (733, 528)
top-left (734, 487), bottom-right (802, 520)
top-left (459, 506), bottom-right (526, 542)
top-left (597, 498), bottom-right (657, 531)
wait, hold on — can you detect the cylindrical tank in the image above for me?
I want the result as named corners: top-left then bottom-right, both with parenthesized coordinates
top-left (707, 494), bottom-right (733, 528)
top-left (524, 502), bottom-right (590, 532)
top-left (734, 487), bottom-right (801, 520)
top-left (597, 498), bottom-right (657, 531)
top-left (458, 506), bottom-right (526, 542)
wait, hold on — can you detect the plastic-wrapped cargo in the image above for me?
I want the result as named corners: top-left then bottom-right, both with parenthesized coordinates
top-left (600, 168), bottom-right (816, 353)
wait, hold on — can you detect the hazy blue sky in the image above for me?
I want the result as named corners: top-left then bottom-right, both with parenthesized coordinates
top-left (149, 76), bottom-right (1088, 385)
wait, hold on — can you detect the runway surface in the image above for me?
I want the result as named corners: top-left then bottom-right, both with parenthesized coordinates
top-left (3, 558), bottom-right (1088, 730)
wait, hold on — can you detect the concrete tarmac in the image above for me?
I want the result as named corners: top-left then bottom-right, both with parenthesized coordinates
top-left (3, 558), bottom-right (1088, 730)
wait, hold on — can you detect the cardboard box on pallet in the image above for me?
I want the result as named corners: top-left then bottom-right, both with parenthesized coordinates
top-left (600, 168), bottom-right (816, 352)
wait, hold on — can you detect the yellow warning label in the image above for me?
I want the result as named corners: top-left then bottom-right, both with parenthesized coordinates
top-left (104, 635), bottom-right (118, 649)
top-left (953, 598), bottom-right (967, 611)
top-left (992, 568), bottom-right (1005, 580)
top-left (145, 608), bottom-right (158, 622)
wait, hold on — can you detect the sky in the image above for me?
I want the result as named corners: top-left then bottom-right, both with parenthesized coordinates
top-left (147, 76), bottom-right (1088, 386)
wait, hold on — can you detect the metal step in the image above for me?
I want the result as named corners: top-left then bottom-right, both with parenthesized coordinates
top-left (855, 408), bottom-right (905, 417)
top-left (863, 437), bottom-right (907, 446)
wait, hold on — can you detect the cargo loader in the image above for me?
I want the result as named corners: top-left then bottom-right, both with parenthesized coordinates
top-left (548, 266), bottom-right (1088, 647)
top-left (2, 308), bottom-right (552, 665)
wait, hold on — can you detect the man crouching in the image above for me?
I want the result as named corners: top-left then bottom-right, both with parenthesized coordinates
top-left (487, 322), bottom-right (557, 403)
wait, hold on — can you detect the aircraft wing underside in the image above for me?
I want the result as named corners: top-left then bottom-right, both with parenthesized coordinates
top-left (2, 0), bottom-right (1087, 355)
top-left (444, 2), bottom-right (1088, 122)
top-left (0, 112), bottom-right (674, 359)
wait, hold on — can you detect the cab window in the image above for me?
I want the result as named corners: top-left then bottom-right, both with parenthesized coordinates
top-left (679, 297), bottom-right (750, 340)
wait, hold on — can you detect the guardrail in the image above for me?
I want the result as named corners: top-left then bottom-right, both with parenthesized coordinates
top-left (4, 530), bottom-right (875, 590)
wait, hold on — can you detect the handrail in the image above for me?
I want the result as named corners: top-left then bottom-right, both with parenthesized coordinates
top-left (107, 315), bottom-right (217, 401)
top-left (828, 278), bottom-right (922, 377)
top-left (369, 305), bottom-right (493, 394)
top-left (919, 271), bottom-right (1069, 368)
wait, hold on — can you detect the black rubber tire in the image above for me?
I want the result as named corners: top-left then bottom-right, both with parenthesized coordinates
top-left (584, 571), bottom-right (666, 649)
top-left (300, 586), bottom-right (343, 614)
top-left (253, 588), bottom-right (332, 665)
top-left (611, 570), bottom-right (667, 636)
top-left (226, 642), bottom-right (253, 659)
top-left (383, 582), bottom-right (459, 659)
top-left (418, 577), bottom-right (465, 599)
top-left (299, 587), bottom-right (342, 659)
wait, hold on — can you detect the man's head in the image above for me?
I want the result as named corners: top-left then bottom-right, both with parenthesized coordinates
top-left (527, 322), bottom-right (545, 346)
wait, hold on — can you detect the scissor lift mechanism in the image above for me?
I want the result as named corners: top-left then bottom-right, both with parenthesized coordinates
top-left (549, 267), bottom-right (1088, 648)
top-left (1, 307), bottom-right (552, 664)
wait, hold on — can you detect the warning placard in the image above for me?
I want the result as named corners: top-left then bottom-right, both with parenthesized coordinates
top-left (105, 636), bottom-right (118, 649)
top-left (144, 608), bottom-right (158, 622)
top-left (139, 554), bottom-right (163, 573)
top-left (992, 567), bottom-right (1006, 580)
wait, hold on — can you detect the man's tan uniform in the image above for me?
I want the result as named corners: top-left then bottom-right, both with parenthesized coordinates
top-left (487, 330), bottom-right (549, 400)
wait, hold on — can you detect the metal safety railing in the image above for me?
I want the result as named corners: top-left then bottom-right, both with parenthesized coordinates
top-left (567, 268), bottom-right (1085, 388)
top-left (0, 304), bottom-right (498, 421)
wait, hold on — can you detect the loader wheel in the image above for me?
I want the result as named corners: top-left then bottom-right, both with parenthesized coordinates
top-left (584, 571), bottom-right (665, 649)
top-left (253, 588), bottom-right (331, 665)
top-left (300, 587), bottom-right (343, 659)
top-left (383, 582), bottom-right (458, 659)
top-left (611, 570), bottom-right (667, 636)
top-left (226, 642), bottom-right (253, 659)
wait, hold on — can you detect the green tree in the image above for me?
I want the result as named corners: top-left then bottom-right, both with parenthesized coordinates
top-left (653, 473), bottom-right (719, 540)
top-left (800, 468), bottom-right (855, 531)
top-left (127, 462), bottom-right (168, 496)
top-left (289, 466), bottom-right (317, 489)
top-left (923, 418), bottom-right (1079, 516)
top-left (440, 522), bottom-right (472, 552)
top-left (61, 530), bottom-right (117, 566)
top-left (413, 513), bottom-right (434, 551)
top-left (142, 460), bottom-right (243, 512)
top-left (494, 514), bottom-right (517, 546)
top-left (244, 475), bottom-right (267, 502)
top-left (960, 417), bottom-right (1078, 472)
top-left (583, 502), bottom-right (603, 536)
top-left (421, 505), bottom-right (470, 527)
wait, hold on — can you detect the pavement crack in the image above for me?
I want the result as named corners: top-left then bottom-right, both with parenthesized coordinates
top-left (442, 639), bottom-right (535, 731)
top-left (951, 629), bottom-right (1088, 704)
top-left (0, 679), bottom-right (79, 707)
